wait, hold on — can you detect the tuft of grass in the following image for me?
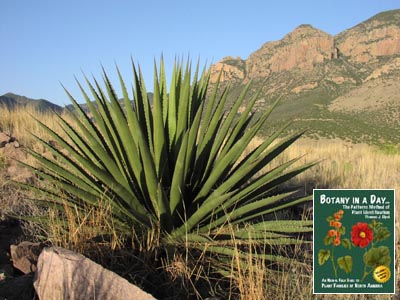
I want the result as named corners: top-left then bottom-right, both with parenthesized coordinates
top-left (45, 197), bottom-right (126, 254)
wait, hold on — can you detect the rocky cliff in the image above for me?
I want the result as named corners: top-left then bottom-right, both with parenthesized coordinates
top-left (210, 56), bottom-right (245, 83)
top-left (210, 9), bottom-right (400, 88)
top-left (209, 9), bottom-right (400, 144)
top-left (246, 25), bottom-right (336, 77)
top-left (335, 10), bottom-right (400, 63)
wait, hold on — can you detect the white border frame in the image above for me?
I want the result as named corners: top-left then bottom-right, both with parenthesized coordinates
top-left (312, 188), bottom-right (396, 295)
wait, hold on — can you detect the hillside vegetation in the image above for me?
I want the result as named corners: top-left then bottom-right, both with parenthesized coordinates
top-left (209, 9), bottom-right (400, 145)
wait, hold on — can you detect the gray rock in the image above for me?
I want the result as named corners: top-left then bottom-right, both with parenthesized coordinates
top-left (34, 247), bottom-right (157, 300)
top-left (10, 241), bottom-right (45, 274)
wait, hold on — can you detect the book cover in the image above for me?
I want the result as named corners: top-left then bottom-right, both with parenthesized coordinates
top-left (313, 189), bottom-right (395, 294)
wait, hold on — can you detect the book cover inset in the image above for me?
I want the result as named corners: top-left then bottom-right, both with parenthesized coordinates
top-left (313, 189), bottom-right (395, 294)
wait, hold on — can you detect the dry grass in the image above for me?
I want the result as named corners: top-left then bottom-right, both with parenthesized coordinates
top-left (0, 105), bottom-right (59, 148)
top-left (229, 237), bottom-right (313, 300)
top-left (248, 136), bottom-right (400, 191)
top-left (45, 198), bottom-right (125, 253)
top-left (1, 107), bottom-right (399, 299)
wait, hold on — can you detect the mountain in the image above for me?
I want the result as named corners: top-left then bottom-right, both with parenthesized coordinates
top-left (0, 93), bottom-right (63, 113)
top-left (3, 10), bottom-right (399, 145)
top-left (209, 9), bottom-right (400, 145)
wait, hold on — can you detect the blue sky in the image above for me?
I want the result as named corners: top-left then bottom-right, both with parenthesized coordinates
top-left (1, 0), bottom-right (399, 106)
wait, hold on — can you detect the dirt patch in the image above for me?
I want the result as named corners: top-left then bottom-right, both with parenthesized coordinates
top-left (329, 78), bottom-right (400, 113)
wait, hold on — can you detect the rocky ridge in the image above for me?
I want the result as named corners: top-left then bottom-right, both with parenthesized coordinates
top-left (208, 9), bottom-right (400, 143)
top-left (210, 10), bottom-right (400, 86)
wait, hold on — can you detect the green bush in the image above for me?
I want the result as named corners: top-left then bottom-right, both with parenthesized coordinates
top-left (22, 58), bottom-right (313, 277)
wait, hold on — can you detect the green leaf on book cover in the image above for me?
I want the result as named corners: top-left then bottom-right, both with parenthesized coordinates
top-left (318, 249), bottom-right (330, 265)
top-left (364, 246), bottom-right (391, 267)
top-left (375, 227), bottom-right (391, 242)
top-left (324, 236), bottom-right (334, 245)
top-left (342, 238), bottom-right (351, 250)
top-left (337, 225), bottom-right (346, 235)
top-left (337, 255), bottom-right (353, 273)
top-left (326, 216), bottom-right (335, 223)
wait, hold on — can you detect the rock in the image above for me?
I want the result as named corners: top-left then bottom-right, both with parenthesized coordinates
top-left (0, 274), bottom-right (34, 300)
top-left (1, 142), bottom-right (26, 161)
top-left (6, 165), bottom-right (34, 183)
top-left (0, 140), bottom-right (34, 182)
top-left (209, 57), bottom-right (245, 83)
top-left (246, 25), bottom-right (336, 79)
top-left (336, 14), bottom-right (400, 63)
top-left (0, 133), bottom-right (10, 148)
top-left (10, 241), bottom-right (45, 274)
top-left (34, 247), bottom-right (157, 300)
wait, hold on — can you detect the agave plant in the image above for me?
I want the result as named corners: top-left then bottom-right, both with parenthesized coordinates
top-left (22, 58), bottom-right (313, 272)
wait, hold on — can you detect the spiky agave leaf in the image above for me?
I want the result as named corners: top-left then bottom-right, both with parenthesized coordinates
top-left (24, 58), bottom-right (314, 273)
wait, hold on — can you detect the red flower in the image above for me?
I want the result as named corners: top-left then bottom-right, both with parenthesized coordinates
top-left (351, 222), bottom-right (373, 248)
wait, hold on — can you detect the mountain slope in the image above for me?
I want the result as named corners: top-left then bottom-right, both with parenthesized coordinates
top-left (209, 9), bottom-right (400, 145)
top-left (0, 93), bottom-right (63, 113)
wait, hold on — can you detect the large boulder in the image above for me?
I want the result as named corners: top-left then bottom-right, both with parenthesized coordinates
top-left (34, 247), bottom-right (157, 300)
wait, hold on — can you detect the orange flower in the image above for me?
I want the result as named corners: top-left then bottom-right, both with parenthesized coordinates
top-left (338, 210), bottom-right (344, 215)
top-left (330, 221), bottom-right (342, 228)
top-left (333, 238), bottom-right (341, 246)
top-left (334, 213), bottom-right (342, 221)
top-left (328, 229), bottom-right (337, 237)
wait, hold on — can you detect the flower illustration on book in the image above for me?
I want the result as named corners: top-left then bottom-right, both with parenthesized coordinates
top-left (318, 210), bottom-right (352, 277)
top-left (351, 222), bottom-right (373, 248)
top-left (318, 214), bottom-right (391, 282)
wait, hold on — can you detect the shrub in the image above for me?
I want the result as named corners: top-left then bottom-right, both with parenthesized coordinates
top-left (22, 58), bottom-right (314, 289)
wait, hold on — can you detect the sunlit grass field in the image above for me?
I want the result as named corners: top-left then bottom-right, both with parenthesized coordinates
top-left (0, 105), bottom-right (398, 299)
